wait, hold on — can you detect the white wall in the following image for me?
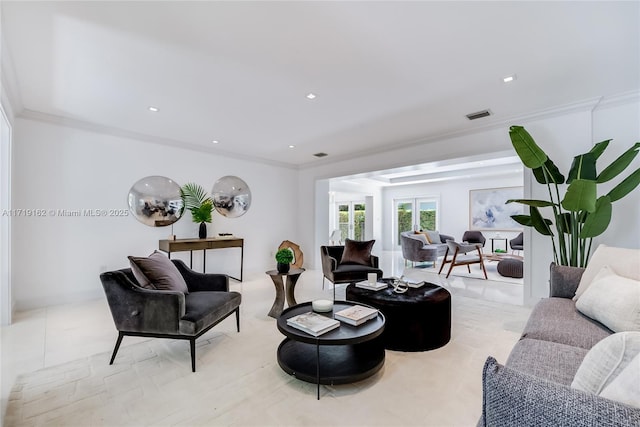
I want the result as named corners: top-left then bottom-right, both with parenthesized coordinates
top-left (11, 118), bottom-right (298, 310)
top-left (592, 97), bottom-right (640, 250)
top-left (382, 174), bottom-right (523, 251)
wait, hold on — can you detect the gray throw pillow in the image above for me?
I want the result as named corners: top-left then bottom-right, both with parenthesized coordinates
top-left (128, 251), bottom-right (189, 294)
top-left (340, 239), bottom-right (375, 266)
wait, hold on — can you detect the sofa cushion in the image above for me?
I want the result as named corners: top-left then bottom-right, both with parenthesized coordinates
top-left (412, 232), bottom-right (430, 244)
top-left (575, 265), bottom-right (640, 332)
top-left (521, 298), bottom-right (612, 350)
top-left (573, 244), bottom-right (640, 301)
top-left (424, 230), bottom-right (441, 244)
top-left (340, 239), bottom-right (375, 265)
top-left (571, 331), bottom-right (640, 395)
top-left (332, 264), bottom-right (383, 283)
top-left (179, 291), bottom-right (241, 335)
top-left (506, 338), bottom-right (588, 386)
top-left (128, 251), bottom-right (189, 294)
top-left (601, 353), bottom-right (640, 409)
top-left (480, 357), bottom-right (640, 427)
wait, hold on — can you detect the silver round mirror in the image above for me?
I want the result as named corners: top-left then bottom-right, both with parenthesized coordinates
top-left (128, 176), bottom-right (183, 226)
top-left (212, 176), bottom-right (251, 218)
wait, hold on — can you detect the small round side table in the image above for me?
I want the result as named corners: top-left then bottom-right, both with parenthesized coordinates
top-left (265, 268), bottom-right (305, 318)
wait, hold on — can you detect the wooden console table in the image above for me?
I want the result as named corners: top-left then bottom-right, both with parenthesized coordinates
top-left (159, 237), bottom-right (244, 282)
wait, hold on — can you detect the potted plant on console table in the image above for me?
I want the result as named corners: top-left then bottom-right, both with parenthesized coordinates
top-left (180, 183), bottom-right (213, 239)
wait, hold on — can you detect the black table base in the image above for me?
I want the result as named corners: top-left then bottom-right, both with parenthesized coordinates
top-left (277, 337), bottom-right (385, 386)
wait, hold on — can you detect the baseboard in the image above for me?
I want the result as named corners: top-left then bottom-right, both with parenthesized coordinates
top-left (14, 289), bottom-right (104, 312)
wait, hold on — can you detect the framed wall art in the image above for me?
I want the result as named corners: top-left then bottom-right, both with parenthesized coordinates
top-left (469, 186), bottom-right (524, 230)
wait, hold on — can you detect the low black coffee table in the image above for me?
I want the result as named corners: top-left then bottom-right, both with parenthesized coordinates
top-left (346, 280), bottom-right (451, 352)
top-left (276, 301), bottom-right (385, 399)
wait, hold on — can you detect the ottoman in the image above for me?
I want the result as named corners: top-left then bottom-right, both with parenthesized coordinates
top-left (497, 258), bottom-right (523, 278)
top-left (346, 280), bottom-right (451, 352)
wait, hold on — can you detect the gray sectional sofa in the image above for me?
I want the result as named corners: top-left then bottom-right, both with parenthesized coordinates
top-left (479, 263), bottom-right (640, 426)
top-left (400, 230), bottom-right (454, 266)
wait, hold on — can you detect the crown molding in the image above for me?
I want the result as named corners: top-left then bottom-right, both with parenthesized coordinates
top-left (592, 90), bottom-right (640, 111)
top-left (17, 109), bottom-right (298, 170)
top-left (0, 27), bottom-right (24, 121)
top-left (297, 97), bottom-right (604, 170)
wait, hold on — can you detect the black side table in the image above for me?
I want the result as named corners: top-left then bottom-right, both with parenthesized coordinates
top-left (276, 301), bottom-right (385, 399)
top-left (266, 268), bottom-right (305, 318)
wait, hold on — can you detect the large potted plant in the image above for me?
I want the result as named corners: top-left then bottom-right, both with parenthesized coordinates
top-left (180, 183), bottom-right (213, 239)
top-left (507, 126), bottom-right (640, 267)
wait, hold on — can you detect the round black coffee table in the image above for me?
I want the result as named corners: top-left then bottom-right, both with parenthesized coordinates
top-left (346, 280), bottom-right (451, 352)
top-left (276, 301), bottom-right (385, 399)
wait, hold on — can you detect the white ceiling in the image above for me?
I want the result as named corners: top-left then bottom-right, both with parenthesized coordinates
top-left (2, 1), bottom-right (639, 168)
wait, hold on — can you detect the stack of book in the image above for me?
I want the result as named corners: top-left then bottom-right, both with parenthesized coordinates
top-left (405, 279), bottom-right (425, 288)
top-left (355, 280), bottom-right (387, 291)
top-left (334, 305), bottom-right (379, 326)
top-left (286, 312), bottom-right (340, 336)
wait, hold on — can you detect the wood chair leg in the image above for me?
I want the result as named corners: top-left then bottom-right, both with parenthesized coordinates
top-left (235, 308), bottom-right (240, 332)
top-left (446, 249), bottom-right (459, 278)
top-left (190, 339), bottom-right (196, 373)
top-left (477, 248), bottom-right (488, 279)
top-left (109, 332), bottom-right (124, 365)
top-left (438, 248), bottom-right (449, 274)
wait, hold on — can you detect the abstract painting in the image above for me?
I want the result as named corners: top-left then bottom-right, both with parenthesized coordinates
top-left (469, 186), bottom-right (524, 230)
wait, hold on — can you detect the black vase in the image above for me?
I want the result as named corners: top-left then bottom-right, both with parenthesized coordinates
top-left (277, 262), bottom-right (290, 274)
top-left (199, 222), bottom-right (207, 239)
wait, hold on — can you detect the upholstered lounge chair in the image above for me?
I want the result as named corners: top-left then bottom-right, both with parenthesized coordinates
top-left (462, 230), bottom-right (486, 248)
top-left (321, 240), bottom-right (383, 300)
top-left (100, 259), bottom-right (241, 372)
top-left (400, 231), bottom-right (454, 267)
top-left (510, 232), bottom-right (524, 253)
top-left (438, 240), bottom-right (487, 279)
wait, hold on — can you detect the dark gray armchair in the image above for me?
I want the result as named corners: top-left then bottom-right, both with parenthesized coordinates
top-left (510, 232), bottom-right (524, 253)
top-left (462, 230), bottom-right (486, 247)
top-left (100, 259), bottom-right (241, 372)
top-left (321, 245), bottom-right (382, 300)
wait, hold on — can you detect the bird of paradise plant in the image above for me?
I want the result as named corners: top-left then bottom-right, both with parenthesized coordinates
top-left (507, 126), bottom-right (640, 267)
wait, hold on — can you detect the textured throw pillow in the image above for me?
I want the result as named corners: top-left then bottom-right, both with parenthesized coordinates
top-left (128, 251), bottom-right (189, 293)
top-left (412, 233), bottom-right (429, 245)
top-left (425, 230), bottom-right (441, 245)
top-left (414, 231), bottom-right (431, 244)
top-left (340, 239), bottom-right (375, 266)
top-left (600, 353), bottom-right (640, 408)
top-left (574, 244), bottom-right (640, 301)
top-left (575, 265), bottom-right (640, 332)
top-left (571, 331), bottom-right (640, 395)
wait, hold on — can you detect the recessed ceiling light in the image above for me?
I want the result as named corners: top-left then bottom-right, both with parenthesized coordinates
top-left (289, 145), bottom-right (295, 149)
top-left (148, 106), bottom-right (159, 112)
top-left (503, 74), bottom-right (517, 83)
top-left (306, 93), bottom-right (316, 100)
top-left (212, 140), bottom-right (219, 144)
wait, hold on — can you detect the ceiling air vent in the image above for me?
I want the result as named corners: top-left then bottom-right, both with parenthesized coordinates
top-left (466, 109), bottom-right (492, 120)
top-left (313, 152), bottom-right (328, 158)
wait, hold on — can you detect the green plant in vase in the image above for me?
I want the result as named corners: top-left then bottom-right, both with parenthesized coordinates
top-left (507, 126), bottom-right (640, 267)
top-left (275, 248), bottom-right (294, 274)
top-left (180, 183), bottom-right (213, 239)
